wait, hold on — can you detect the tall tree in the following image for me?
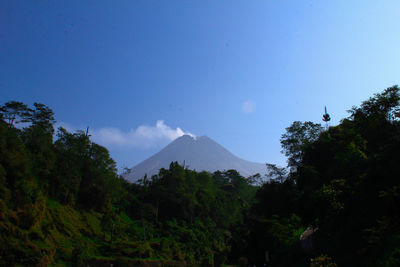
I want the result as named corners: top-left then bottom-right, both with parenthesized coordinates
top-left (0, 101), bottom-right (30, 127)
top-left (27, 102), bottom-right (56, 132)
top-left (21, 103), bottom-right (56, 191)
top-left (280, 121), bottom-right (323, 171)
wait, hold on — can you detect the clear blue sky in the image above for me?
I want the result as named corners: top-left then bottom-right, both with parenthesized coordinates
top-left (1, 1), bottom-right (400, 171)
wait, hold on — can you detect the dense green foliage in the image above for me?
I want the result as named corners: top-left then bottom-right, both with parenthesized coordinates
top-left (1, 86), bottom-right (400, 266)
top-left (0, 102), bottom-right (256, 266)
top-left (240, 86), bottom-right (400, 266)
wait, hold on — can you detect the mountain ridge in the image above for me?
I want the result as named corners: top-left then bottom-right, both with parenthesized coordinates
top-left (123, 134), bottom-right (268, 182)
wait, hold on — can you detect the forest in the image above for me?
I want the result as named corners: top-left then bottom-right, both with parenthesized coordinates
top-left (1, 86), bottom-right (400, 266)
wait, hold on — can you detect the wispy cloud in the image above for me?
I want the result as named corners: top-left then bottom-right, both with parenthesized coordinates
top-left (242, 100), bottom-right (256, 114)
top-left (55, 120), bottom-right (196, 149)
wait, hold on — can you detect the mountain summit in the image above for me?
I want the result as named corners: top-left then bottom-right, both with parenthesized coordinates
top-left (123, 135), bottom-right (268, 182)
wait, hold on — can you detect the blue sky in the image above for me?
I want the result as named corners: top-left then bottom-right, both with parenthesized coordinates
top-left (1, 1), bottom-right (400, 171)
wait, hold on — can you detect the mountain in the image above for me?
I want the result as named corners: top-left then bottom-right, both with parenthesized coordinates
top-left (123, 135), bottom-right (268, 182)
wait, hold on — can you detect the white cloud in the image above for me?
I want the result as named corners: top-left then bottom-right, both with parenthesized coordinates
top-left (136, 120), bottom-right (186, 140)
top-left (242, 100), bottom-right (256, 114)
top-left (55, 120), bottom-right (195, 149)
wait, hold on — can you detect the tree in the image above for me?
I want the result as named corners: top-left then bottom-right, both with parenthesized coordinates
top-left (21, 103), bottom-right (56, 191)
top-left (51, 127), bottom-right (88, 205)
top-left (77, 141), bottom-right (118, 212)
top-left (0, 101), bottom-right (30, 127)
top-left (27, 102), bottom-right (55, 132)
top-left (280, 121), bottom-right (323, 171)
top-left (348, 85), bottom-right (400, 122)
top-left (265, 163), bottom-right (287, 183)
top-left (0, 120), bottom-right (34, 207)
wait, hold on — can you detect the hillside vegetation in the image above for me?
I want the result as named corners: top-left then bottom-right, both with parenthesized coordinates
top-left (0, 101), bottom-right (256, 266)
top-left (1, 86), bottom-right (400, 266)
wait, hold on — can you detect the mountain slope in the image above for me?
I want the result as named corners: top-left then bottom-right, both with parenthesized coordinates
top-left (123, 135), bottom-right (268, 182)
